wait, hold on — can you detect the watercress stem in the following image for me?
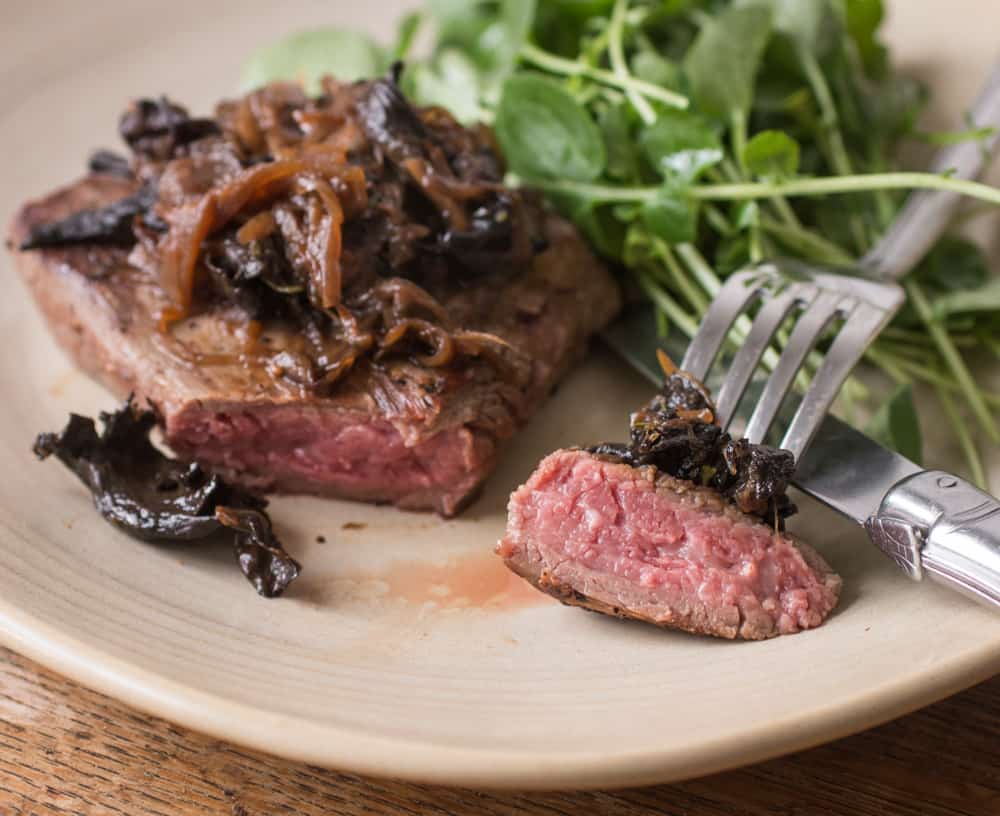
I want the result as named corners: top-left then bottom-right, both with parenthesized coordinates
top-left (838, 377), bottom-right (858, 425)
top-left (731, 110), bottom-right (749, 174)
top-left (695, 174), bottom-right (1000, 205)
top-left (636, 274), bottom-right (700, 337)
top-left (983, 334), bottom-right (1000, 360)
top-left (798, 47), bottom-right (853, 178)
top-left (728, 111), bottom-right (782, 257)
top-left (867, 149), bottom-right (898, 230)
top-left (887, 356), bottom-right (1000, 409)
top-left (882, 329), bottom-right (976, 348)
top-left (877, 340), bottom-right (941, 363)
top-left (608, 0), bottom-right (656, 124)
top-left (519, 42), bottom-right (688, 109)
top-left (655, 308), bottom-right (670, 338)
top-left (799, 46), bottom-right (870, 251)
top-left (704, 203), bottom-right (734, 235)
top-left (675, 243), bottom-right (720, 295)
top-left (721, 153), bottom-right (802, 232)
top-left (524, 173), bottom-right (1000, 208)
top-left (905, 279), bottom-right (1000, 442)
top-left (936, 386), bottom-right (989, 489)
top-left (770, 195), bottom-right (803, 229)
top-left (749, 225), bottom-right (764, 262)
top-left (865, 346), bottom-right (911, 385)
top-left (758, 217), bottom-right (854, 266)
top-left (880, 327), bottom-right (936, 345)
top-left (661, 244), bottom-right (710, 313)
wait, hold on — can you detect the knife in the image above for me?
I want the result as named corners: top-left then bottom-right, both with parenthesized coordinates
top-left (603, 307), bottom-right (1000, 609)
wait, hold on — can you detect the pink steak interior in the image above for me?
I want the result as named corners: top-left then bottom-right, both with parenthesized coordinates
top-left (168, 403), bottom-right (496, 515)
top-left (501, 450), bottom-right (840, 637)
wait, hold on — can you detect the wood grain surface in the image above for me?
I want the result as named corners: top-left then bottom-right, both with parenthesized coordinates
top-left (0, 648), bottom-right (996, 815)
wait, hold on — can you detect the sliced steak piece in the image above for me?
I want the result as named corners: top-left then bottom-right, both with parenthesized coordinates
top-left (10, 175), bottom-right (620, 516)
top-left (499, 449), bottom-right (841, 639)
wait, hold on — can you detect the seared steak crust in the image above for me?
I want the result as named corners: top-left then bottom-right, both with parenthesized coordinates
top-left (11, 175), bottom-right (620, 515)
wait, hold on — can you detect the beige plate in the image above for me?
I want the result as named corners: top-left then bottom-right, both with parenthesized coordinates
top-left (2, 0), bottom-right (1000, 791)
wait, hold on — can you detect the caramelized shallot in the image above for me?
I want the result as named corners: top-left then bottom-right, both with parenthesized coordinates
top-left (379, 319), bottom-right (456, 367)
top-left (31, 69), bottom-right (551, 393)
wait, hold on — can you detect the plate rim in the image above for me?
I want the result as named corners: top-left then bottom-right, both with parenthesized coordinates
top-left (2, 590), bottom-right (998, 790)
top-left (3, 0), bottom-right (1000, 791)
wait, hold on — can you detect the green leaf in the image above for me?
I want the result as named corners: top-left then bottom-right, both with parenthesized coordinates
top-left (428, 0), bottom-right (493, 50)
top-left (611, 202), bottom-right (642, 222)
top-left (539, 0), bottom-right (615, 18)
top-left (641, 184), bottom-right (699, 244)
top-left (429, 0), bottom-right (534, 91)
top-left (631, 51), bottom-right (681, 90)
top-left (765, 0), bottom-right (840, 56)
top-left (497, 0), bottom-right (537, 74)
top-left (240, 28), bottom-right (384, 95)
top-left (683, 4), bottom-right (773, 119)
top-left (406, 0), bottom-right (533, 118)
top-left (844, 0), bottom-right (886, 75)
top-left (392, 12), bottom-right (423, 60)
top-left (403, 50), bottom-right (484, 123)
top-left (742, 129), bottom-right (801, 177)
top-left (549, 195), bottom-right (626, 258)
top-left (914, 236), bottom-right (989, 294)
top-left (864, 74), bottom-right (927, 141)
top-left (495, 74), bottom-right (606, 181)
top-left (532, 0), bottom-right (614, 57)
top-left (639, 110), bottom-right (723, 182)
top-left (864, 383), bottom-right (923, 464)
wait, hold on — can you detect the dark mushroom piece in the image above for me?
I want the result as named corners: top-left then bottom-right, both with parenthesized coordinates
top-left (589, 354), bottom-right (797, 525)
top-left (119, 97), bottom-right (221, 162)
top-left (33, 399), bottom-right (300, 597)
top-left (88, 149), bottom-right (134, 178)
top-left (20, 71), bottom-right (553, 392)
top-left (19, 185), bottom-right (158, 250)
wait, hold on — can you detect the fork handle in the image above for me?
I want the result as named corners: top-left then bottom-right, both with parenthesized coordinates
top-left (867, 471), bottom-right (1000, 609)
top-left (862, 60), bottom-right (1000, 280)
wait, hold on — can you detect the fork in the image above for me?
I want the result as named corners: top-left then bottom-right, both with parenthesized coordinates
top-left (656, 67), bottom-right (1000, 610)
top-left (680, 62), bottom-right (1000, 462)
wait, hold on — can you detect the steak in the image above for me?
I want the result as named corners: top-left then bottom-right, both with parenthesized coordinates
top-left (11, 72), bottom-right (622, 516)
top-left (499, 449), bottom-right (841, 639)
top-left (11, 174), bottom-right (618, 515)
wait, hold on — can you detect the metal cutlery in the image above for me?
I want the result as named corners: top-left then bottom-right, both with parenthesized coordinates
top-left (681, 265), bottom-right (903, 460)
top-left (604, 62), bottom-right (1000, 609)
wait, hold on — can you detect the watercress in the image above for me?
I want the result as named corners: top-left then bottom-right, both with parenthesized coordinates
top-left (243, 0), bottom-right (1000, 488)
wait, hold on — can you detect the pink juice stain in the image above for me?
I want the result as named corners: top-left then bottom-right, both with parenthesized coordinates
top-left (358, 549), bottom-right (552, 611)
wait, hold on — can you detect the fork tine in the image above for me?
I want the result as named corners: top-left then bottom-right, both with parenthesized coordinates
top-left (680, 268), bottom-right (769, 380)
top-left (779, 301), bottom-right (894, 459)
top-left (743, 290), bottom-right (845, 445)
top-left (714, 283), bottom-right (811, 430)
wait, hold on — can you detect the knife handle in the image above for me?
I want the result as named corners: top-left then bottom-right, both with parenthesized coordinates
top-left (868, 471), bottom-right (1000, 609)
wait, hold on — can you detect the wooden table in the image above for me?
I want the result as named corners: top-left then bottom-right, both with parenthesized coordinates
top-left (0, 648), bottom-right (996, 815)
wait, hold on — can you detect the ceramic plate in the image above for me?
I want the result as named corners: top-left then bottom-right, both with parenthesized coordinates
top-left (1, 0), bottom-right (999, 790)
